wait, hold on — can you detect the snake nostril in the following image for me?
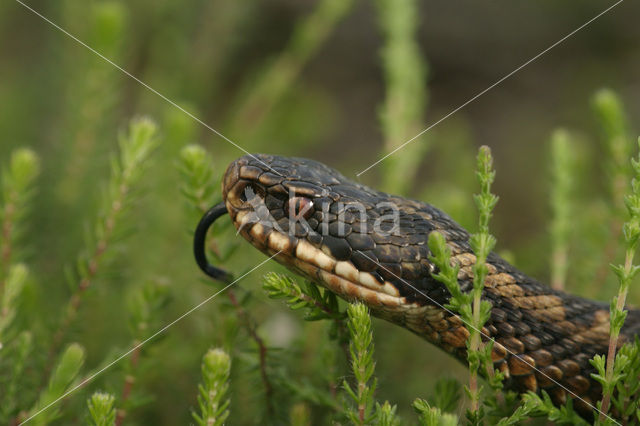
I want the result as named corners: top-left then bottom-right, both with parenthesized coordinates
top-left (236, 181), bottom-right (265, 203)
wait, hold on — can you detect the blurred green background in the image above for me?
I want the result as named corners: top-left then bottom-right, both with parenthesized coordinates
top-left (1, 0), bottom-right (639, 424)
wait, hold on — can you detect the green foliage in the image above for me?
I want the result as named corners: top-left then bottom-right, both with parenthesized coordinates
top-left (592, 89), bottom-right (632, 207)
top-left (0, 331), bottom-right (32, 420)
top-left (424, 94), bottom-right (639, 424)
top-left (593, 136), bottom-right (640, 422)
top-left (343, 303), bottom-right (379, 425)
top-left (375, 0), bottom-right (429, 193)
top-left (494, 402), bottom-right (534, 426)
top-left (375, 401), bottom-right (401, 426)
top-left (0, 148), bottom-right (39, 278)
top-left (610, 338), bottom-right (640, 422)
top-left (549, 129), bottom-right (574, 290)
top-left (193, 348), bottom-right (232, 426)
top-left (0, 263), bottom-right (28, 342)
top-left (89, 2), bottom-right (127, 53)
top-left (621, 138), bottom-right (640, 253)
top-left (71, 117), bottom-right (158, 296)
top-left (229, 0), bottom-right (356, 141)
top-left (575, 89), bottom-right (636, 301)
top-left (87, 392), bottom-right (117, 426)
top-left (56, 117), bottom-right (159, 349)
top-left (520, 391), bottom-right (588, 425)
top-left (263, 272), bottom-right (345, 322)
top-left (0, 118), bottom-right (166, 425)
top-left (1, 148), bottom-right (40, 194)
top-left (29, 343), bottom-right (86, 425)
top-left (289, 402), bottom-right (312, 426)
top-left (412, 398), bottom-right (458, 426)
top-left (55, 1), bottom-right (128, 206)
top-left (427, 232), bottom-right (466, 312)
top-left (179, 144), bottom-right (217, 219)
top-left (472, 146), bottom-right (499, 240)
top-left (115, 282), bottom-right (171, 422)
top-left (179, 144), bottom-right (238, 265)
top-left (127, 282), bottom-right (171, 339)
top-left (337, 303), bottom-right (403, 425)
top-left (466, 146), bottom-right (499, 417)
top-left (430, 377), bottom-right (462, 413)
top-left (428, 146), bottom-right (500, 424)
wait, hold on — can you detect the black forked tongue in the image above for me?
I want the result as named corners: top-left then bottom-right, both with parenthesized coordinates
top-left (193, 202), bottom-right (234, 283)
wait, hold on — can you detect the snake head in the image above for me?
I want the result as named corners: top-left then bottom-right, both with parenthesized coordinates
top-left (219, 154), bottom-right (448, 317)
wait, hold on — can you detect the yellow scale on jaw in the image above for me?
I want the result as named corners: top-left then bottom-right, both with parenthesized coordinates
top-left (228, 178), bottom-right (409, 311)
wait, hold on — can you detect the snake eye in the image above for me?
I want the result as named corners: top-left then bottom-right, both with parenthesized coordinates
top-left (286, 197), bottom-right (314, 220)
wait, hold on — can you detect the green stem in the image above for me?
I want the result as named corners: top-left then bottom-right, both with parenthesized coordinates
top-left (469, 293), bottom-right (482, 412)
top-left (598, 248), bottom-right (632, 421)
top-left (114, 342), bottom-right (141, 426)
top-left (0, 192), bottom-right (16, 292)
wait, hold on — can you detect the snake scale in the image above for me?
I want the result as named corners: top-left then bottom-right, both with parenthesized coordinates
top-left (195, 154), bottom-right (640, 419)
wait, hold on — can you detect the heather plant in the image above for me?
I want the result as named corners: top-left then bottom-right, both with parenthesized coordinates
top-left (549, 129), bottom-right (574, 291)
top-left (0, 119), bottom-right (159, 425)
top-left (87, 392), bottom-right (117, 426)
top-left (427, 145), bottom-right (500, 424)
top-left (192, 348), bottom-right (231, 426)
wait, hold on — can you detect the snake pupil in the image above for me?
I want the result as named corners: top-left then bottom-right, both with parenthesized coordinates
top-left (287, 196), bottom-right (314, 220)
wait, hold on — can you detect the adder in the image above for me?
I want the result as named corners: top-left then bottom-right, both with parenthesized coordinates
top-left (194, 154), bottom-right (640, 419)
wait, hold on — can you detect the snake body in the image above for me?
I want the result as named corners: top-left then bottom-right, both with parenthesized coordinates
top-left (216, 153), bottom-right (640, 417)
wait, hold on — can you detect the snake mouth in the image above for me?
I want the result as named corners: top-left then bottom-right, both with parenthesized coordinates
top-left (221, 155), bottom-right (416, 312)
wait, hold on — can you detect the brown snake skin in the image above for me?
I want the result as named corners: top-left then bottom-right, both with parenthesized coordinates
top-left (219, 154), bottom-right (640, 418)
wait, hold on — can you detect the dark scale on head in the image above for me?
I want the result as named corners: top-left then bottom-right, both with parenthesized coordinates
top-left (351, 250), bottom-right (378, 272)
top-left (322, 235), bottom-right (352, 260)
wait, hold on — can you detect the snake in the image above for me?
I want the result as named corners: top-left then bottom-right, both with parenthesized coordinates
top-left (193, 153), bottom-right (640, 419)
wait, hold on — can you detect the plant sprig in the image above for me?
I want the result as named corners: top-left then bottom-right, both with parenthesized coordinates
top-left (375, 0), bottom-right (429, 194)
top-left (178, 145), bottom-right (238, 266)
top-left (428, 146), bottom-right (499, 423)
top-left (192, 348), bottom-right (232, 426)
top-left (609, 338), bottom-right (640, 422)
top-left (87, 392), bottom-right (117, 426)
top-left (549, 129), bottom-right (574, 290)
top-left (55, 118), bottom-right (158, 346)
top-left (0, 264), bottom-right (28, 345)
top-left (466, 146), bottom-right (499, 418)
top-left (412, 398), bottom-right (458, 426)
top-left (263, 272), bottom-right (345, 322)
top-left (593, 137), bottom-right (640, 422)
top-left (115, 282), bottom-right (170, 425)
top-left (520, 391), bottom-right (588, 425)
top-left (28, 343), bottom-right (86, 425)
top-left (0, 148), bottom-right (40, 287)
top-left (343, 303), bottom-right (378, 425)
top-left (590, 89), bottom-right (634, 295)
top-left (593, 89), bottom-right (632, 212)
